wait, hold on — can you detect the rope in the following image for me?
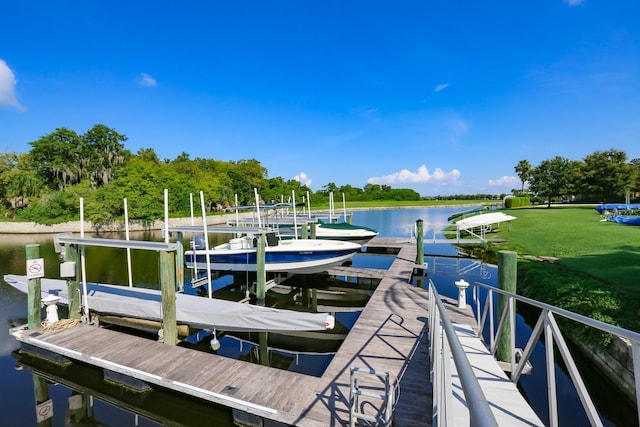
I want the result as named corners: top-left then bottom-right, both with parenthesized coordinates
top-left (41, 318), bottom-right (81, 332)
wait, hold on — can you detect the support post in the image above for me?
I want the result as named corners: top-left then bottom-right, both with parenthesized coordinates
top-left (65, 244), bottom-right (81, 320)
top-left (310, 222), bottom-right (317, 239)
top-left (259, 331), bottom-right (269, 366)
top-left (175, 231), bottom-right (184, 292)
top-left (256, 233), bottom-right (266, 306)
top-left (26, 244), bottom-right (42, 329)
top-left (415, 220), bottom-right (426, 287)
top-left (497, 250), bottom-right (517, 362)
top-left (301, 222), bottom-right (308, 239)
top-left (159, 250), bottom-right (177, 345)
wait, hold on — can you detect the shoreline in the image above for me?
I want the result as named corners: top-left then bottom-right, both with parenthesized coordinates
top-left (0, 203), bottom-right (490, 235)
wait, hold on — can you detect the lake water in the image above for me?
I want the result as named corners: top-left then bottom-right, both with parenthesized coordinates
top-left (0, 207), bottom-right (636, 426)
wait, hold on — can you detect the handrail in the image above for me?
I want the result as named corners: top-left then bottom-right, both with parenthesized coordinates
top-left (429, 280), bottom-right (499, 427)
top-left (471, 281), bottom-right (640, 427)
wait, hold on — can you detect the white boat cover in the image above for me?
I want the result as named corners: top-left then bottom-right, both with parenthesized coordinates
top-left (3, 274), bottom-right (334, 333)
top-left (455, 212), bottom-right (517, 230)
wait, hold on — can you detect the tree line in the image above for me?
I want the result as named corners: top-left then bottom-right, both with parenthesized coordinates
top-left (513, 150), bottom-right (640, 207)
top-left (0, 124), bottom-right (425, 225)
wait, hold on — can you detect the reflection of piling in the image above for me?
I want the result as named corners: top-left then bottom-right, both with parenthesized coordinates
top-left (497, 250), bottom-right (517, 362)
top-left (26, 244), bottom-right (41, 330)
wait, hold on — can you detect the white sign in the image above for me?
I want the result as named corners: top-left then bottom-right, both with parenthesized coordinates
top-left (26, 258), bottom-right (45, 279)
top-left (36, 399), bottom-right (54, 422)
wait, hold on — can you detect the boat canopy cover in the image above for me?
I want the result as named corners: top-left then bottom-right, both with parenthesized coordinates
top-left (455, 212), bottom-right (517, 230)
top-left (3, 275), bottom-right (333, 333)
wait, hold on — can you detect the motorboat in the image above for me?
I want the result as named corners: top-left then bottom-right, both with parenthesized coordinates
top-left (185, 232), bottom-right (361, 274)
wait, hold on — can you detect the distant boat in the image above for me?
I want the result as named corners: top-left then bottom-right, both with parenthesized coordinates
top-left (609, 215), bottom-right (640, 226)
top-left (447, 206), bottom-right (488, 222)
top-left (3, 274), bottom-right (335, 333)
top-left (185, 232), bottom-right (361, 274)
top-left (312, 220), bottom-right (378, 242)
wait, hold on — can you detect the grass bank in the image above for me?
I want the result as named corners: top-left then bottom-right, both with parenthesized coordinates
top-left (464, 205), bottom-right (640, 336)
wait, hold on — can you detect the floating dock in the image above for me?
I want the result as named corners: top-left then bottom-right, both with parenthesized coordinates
top-left (10, 237), bottom-right (542, 426)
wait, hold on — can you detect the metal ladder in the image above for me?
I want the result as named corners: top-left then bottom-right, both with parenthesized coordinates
top-left (349, 367), bottom-right (395, 427)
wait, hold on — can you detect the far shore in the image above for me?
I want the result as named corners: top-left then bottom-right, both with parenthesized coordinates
top-left (0, 212), bottom-right (253, 235)
top-left (0, 203), bottom-right (495, 235)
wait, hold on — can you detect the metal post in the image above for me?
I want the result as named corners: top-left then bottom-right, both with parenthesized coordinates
top-left (256, 233), bottom-right (266, 306)
top-left (26, 244), bottom-right (42, 329)
top-left (497, 250), bottom-right (517, 362)
top-left (175, 231), bottom-right (184, 292)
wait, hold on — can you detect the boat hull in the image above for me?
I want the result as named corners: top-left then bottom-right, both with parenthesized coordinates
top-left (185, 238), bottom-right (361, 274)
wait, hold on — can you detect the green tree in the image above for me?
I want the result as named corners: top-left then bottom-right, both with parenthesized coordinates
top-left (514, 160), bottom-right (532, 192)
top-left (82, 124), bottom-right (130, 188)
top-left (29, 127), bottom-right (83, 190)
top-left (578, 149), bottom-right (632, 203)
top-left (529, 156), bottom-right (574, 207)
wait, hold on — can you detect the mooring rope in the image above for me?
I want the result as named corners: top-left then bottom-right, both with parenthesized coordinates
top-left (41, 318), bottom-right (81, 332)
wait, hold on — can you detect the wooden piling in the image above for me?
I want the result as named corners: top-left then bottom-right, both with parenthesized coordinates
top-left (65, 244), bottom-right (81, 320)
top-left (497, 250), bottom-right (517, 362)
top-left (415, 219), bottom-right (425, 279)
top-left (159, 250), bottom-right (177, 345)
top-left (26, 244), bottom-right (42, 330)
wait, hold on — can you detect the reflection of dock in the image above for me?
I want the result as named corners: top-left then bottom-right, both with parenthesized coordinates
top-left (10, 239), bottom-right (541, 426)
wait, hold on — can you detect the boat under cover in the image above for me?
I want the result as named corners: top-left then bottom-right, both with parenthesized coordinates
top-left (610, 215), bottom-right (640, 226)
top-left (595, 203), bottom-right (640, 214)
top-left (314, 221), bottom-right (378, 241)
top-left (185, 234), bottom-right (361, 274)
top-left (3, 274), bottom-right (334, 333)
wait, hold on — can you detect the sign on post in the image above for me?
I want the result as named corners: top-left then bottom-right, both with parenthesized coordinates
top-left (26, 258), bottom-right (45, 279)
top-left (36, 399), bottom-right (54, 422)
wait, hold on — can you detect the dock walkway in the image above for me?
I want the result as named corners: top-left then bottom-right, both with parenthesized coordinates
top-left (11, 238), bottom-right (542, 426)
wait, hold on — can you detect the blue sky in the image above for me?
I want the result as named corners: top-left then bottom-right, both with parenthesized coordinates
top-left (1, 1), bottom-right (639, 196)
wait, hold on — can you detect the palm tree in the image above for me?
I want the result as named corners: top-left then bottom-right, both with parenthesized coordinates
top-left (514, 160), bottom-right (532, 192)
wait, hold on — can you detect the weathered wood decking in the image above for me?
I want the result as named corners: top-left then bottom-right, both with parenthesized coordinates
top-left (11, 238), bottom-right (540, 426)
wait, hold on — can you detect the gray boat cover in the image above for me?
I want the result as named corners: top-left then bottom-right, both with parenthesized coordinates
top-left (3, 274), bottom-right (334, 332)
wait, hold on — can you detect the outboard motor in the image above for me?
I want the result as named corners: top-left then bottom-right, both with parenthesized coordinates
top-left (191, 235), bottom-right (206, 250)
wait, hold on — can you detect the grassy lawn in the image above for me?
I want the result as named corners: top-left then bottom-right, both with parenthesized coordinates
top-left (472, 205), bottom-right (640, 336)
top-left (493, 206), bottom-right (640, 289)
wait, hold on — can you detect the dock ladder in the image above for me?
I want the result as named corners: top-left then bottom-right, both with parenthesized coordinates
top-left (349, 366), bottom-right (395, 426)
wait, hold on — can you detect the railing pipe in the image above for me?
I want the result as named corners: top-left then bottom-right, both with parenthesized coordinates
top-left (430, 282), bottom-right (499, 427)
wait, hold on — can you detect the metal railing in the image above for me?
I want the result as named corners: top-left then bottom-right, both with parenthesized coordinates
top-left (428, 280), bottom-right (499, 427)
top-left (471, 281), bottom-right (640, 427)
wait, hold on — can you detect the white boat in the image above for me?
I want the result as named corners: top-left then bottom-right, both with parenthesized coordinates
top-left (3, 274), bottom-right (335, 333)
top-left (313, 221), bottom-right (378, 242)
top-left (185, 232), bottom-right (361, 274)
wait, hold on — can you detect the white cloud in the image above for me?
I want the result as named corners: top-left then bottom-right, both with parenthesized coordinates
top-left (138, 72), bottom-right (157, 87)
top-left (564, 0), bottom-right (584, 6)
top-left (488, 175), bottom-right (521, 187)
top-left (434, 83), bottom-right (450, 92)
top-left (0, 59), bottom-right (25, 111)
top-left (294, 171), bottom-right (312, 187)
top-left (368, 164), bottom-right (461, 186)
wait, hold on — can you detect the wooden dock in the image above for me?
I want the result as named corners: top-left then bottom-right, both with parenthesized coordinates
top-left (11, 238), bottom-right (541, 426)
